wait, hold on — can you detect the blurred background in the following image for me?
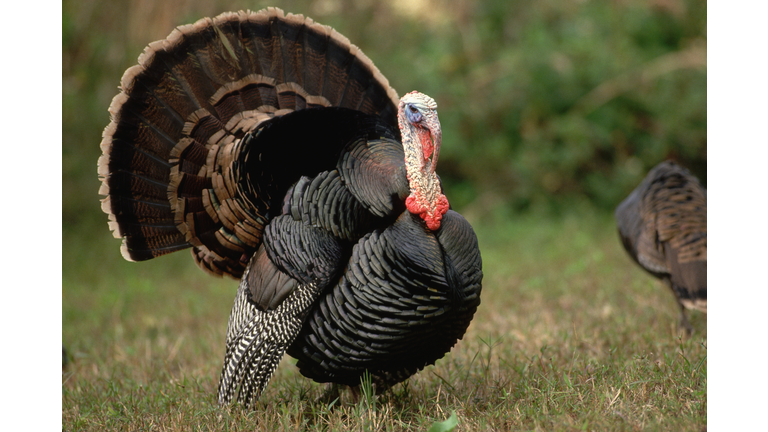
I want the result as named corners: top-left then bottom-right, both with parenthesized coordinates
top-left (63, 0), bottom-right (705, 232)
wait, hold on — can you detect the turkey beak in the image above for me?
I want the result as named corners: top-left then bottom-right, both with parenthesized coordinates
top-left (427, 115), bottom-right (442, 173)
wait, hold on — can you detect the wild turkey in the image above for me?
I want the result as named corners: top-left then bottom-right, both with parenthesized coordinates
top-left (98, 8), bottom-right (483, 407)
top-left (615, 161), bottom-right (706, 334)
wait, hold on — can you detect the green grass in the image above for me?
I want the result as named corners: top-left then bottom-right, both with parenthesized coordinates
top-left (63, 208), bottom-right (706, 431)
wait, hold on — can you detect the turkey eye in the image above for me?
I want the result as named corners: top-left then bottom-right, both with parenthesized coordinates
top-left (406, 105), bottom-right (422, 124)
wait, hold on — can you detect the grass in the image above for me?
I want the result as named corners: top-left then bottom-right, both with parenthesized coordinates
top-left (63, 207), bottom-right (706, 431)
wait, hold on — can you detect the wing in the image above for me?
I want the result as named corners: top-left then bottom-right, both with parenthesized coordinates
top-left (217, 215), bottom-right (345, 406)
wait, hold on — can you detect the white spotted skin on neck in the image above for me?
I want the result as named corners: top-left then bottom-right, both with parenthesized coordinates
top-left (398, 91), bottom-right (449, 231)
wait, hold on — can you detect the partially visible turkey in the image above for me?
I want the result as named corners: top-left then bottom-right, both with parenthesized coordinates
top-left (98, 8), bottom-right (483, 407)
top-left (615, 161), bottom-right (706, 334)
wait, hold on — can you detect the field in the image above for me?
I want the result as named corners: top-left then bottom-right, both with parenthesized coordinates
top-left (63, 207), bottom-right (706, 431)
top-left (61, 0), bottom-right (709, 430)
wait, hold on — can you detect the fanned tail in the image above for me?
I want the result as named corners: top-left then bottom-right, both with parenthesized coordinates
top-left (98, 8), bottom-right (399, 279)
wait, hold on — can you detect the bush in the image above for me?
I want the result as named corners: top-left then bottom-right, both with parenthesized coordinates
top-left (63, 0), bottom-right (706, 225)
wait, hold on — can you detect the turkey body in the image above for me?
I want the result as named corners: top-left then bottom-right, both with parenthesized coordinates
top-left (288, 209), bottom-right (482, 389)
top-left (615, 161), bottom-right (706, 333)
top-left (98, 8), bottom-right (482, 407)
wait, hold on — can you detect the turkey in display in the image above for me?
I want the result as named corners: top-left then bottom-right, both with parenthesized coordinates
top-left (615, 160), bottom-right (706, 334)
top-left (98, 8), bottom-right (483, 407)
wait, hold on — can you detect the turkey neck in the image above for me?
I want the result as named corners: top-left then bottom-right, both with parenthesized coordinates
top-left (398, 93), bottom-right (449, 231)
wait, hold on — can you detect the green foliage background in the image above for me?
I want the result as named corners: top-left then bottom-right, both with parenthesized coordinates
top-left (63, 0), bottom-right (706, 231)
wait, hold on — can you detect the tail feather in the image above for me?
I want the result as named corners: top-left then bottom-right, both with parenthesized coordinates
top-left (100, 8), bottom-right (399, 278)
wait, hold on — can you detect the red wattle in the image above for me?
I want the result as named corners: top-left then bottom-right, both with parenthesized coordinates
top-left (406, 194), bottom-right (422, 215)
top-left (406, 193), bottom-right (449, 231)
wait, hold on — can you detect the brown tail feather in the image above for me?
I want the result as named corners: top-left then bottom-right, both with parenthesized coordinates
top-left (99, 8), bottom-right (399, 278)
